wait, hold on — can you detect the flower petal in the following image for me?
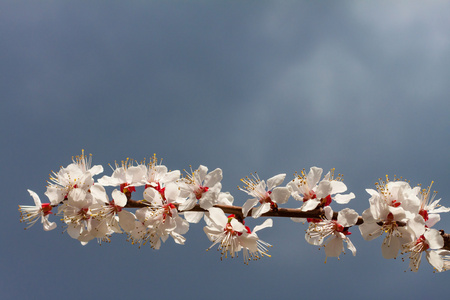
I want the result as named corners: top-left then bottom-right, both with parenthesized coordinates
top-left (253, 218), bottom-right (273, 233)
top-left (183, 211), bottom-right (204, 223)
top-left (27, 190), bottom-right (42, 207)
top-left (203, 168), bottom-right (223, 187)
top-left (242, 198), bottom-right (259, 217)
top-left (118, 210), bottom-right (136, 232)
top-left (251, 202), bottom-right (270, 218)
top-left (112, 189), bottom-right (127, 207)
top-left (266, 174), bottom-right (286, 190)
top-left (271, 187), bottom-right (290, 204)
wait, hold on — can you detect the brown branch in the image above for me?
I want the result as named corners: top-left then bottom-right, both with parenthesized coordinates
top-left (125, 199), bottom-right (328, 219)
top-left (125, 199), bottom-right (450, 251)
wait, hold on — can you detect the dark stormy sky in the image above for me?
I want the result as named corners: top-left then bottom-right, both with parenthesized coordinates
top-left (2, 1), bottom-right (450, 299)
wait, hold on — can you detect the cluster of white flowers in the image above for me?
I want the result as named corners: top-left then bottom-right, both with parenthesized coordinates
top-left (359, 177), bottom-right (450, 272)
top-left (18, 151), bottom-right (450, 271)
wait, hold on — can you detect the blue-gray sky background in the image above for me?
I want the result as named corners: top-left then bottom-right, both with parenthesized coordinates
top-left (2, 1), bottom-right (450, 299)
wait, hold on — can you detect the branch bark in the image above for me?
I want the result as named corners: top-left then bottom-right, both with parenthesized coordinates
top-left (125, 199), bottom-right (450, 251)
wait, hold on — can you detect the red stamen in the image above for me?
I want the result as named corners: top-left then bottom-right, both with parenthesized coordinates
top-left (120, 183), bottom-right (136, 193)
top-left (322, 195), bottom-right (332, 206)
top-left (41, 203), bottom-right (53, 215)
top-left (307, 218), bottom-right (321, 223)
top-left (303, 190), bottom-right (317, 202)
top-left (419, 209), bottom-right (429, 222)
top-left (391, 200), bottom-right (401, 207)
top-left (194, 186), bottom-right (209, 200)
top-left (109, 200), bottom-right (122, 213)
top-left (416, 235), bottom-right (430, 250)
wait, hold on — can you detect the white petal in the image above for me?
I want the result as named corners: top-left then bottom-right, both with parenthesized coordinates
top-left (27, 189), bottom-right (42, 207)
top-left (199, 192), bottom-right (216, 210)
top-left (324, 206), bottom-right (333, 220)
top-left (127, 165), bottom-right (147, 183)
top-left (306, 230), bottom-right (323, 246)
top-left (253, 218), bottom-right (273, 233)
top-left (266, 173), bottom-right (286, 190)
top-left (204, 225), bottom-right (224, 241)
top-left (118, 210), bottom-right (136, 232)
top-left (164, 170), bottom-right (181, 183)
top-left (424, 229), bottom-right (444, 249)
top-left (178, 199), bottom-right (196, 211)
top-left (381, 235), bottom-right (400, 259)
top-left (230, 218), bottom-right (246, 232)
top-left (239, 234), bottom-right (259, 252)
top-left (307, 167), bottom-right (323, 187)
top-left (42, 217), bottom-right (57, 231)
top-left (112, 189), bottom-right (127, 207)
top-left (426, 250), bottom-right (444, 272)
top-left (301, 199), bottom-right (320, 211)
top-left (143, 187), bottom-right (158, 203)
top-left (426, 214), bottom-right (440, 228)
top-left (197, 165), bottom-right (208, 182)
top-left (183, 211), bottom-right (204, 223)
top-left (337, 208), bottom-right (359, 227)
top-left (408, 215), bottom-right (426, 238)
top-left (90, 184), bottom-right (108, 204)
top-left (92, 220), bottom-right (110, 237)
top-left (291, 217), bottom-right (307, 223)
top-left (207, 207), bottom-right (227, 226)
top-left (217, 192), bottom-right (234, 206)
top-left (329, 181), bottom-right (347, 194)
top-left (333, 192), bottom-right (355, 204)
top-left (346, 237), bottom-right (357, 256)
top-left (89, 165), bottom-right (104, 176)
top-left (203, 168), bottom-right (223, 187)
top-left (366, 188), bottom-right (379, 197)
top-left (251, 202), bottom-right (270, 218)
top-left (45, 186), bottom-right (64, 206)
top-left (324, 236), bottom-right (344, 258)
top-left (170, 232), bottom-right (186, 245)
top-left (359, 222), bottom-right (382, 241)
top-left (67, 224), bottom-right (82, 239)
top-left (271, 187), bottom-right (290, 204)
top-left (164, 183), bottom-right (180, 202)
top-left (175, 217), bottom-right (190, 234)
top-left (97, 173), bottom-right (121, 186)
top-left (316, 181), bottom-right (332, 198)
top-left (68, 189), bottom-right (91, 207)
top-left (242, 198), bottom-right (259, 217)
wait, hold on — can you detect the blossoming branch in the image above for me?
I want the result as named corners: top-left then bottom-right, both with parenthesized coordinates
top-left (18, 151), bottom-right (450, 272)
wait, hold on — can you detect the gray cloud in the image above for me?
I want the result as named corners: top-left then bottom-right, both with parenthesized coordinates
top-left (2, 2), bottom-right (450, 299)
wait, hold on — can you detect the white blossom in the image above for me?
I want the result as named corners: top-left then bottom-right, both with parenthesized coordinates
top-left (177, 165), bottom-right (222, 223)
top-left (19, 190), bottom-right (56, 231)
top-left (204, 207), bottom-right (272, 264)
top-left (287, 167), bottom-right (355, 215)
top-left (402, 228), bottom-right (444, 272)
top-left (305, 207), bottom-right (358, 262)
top-left (239, 173), bottom-right (290, 218)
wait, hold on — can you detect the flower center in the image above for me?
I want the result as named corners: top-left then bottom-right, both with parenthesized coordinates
top-left (390, 199), bottom-right (401, 207)
top-left (415, 235), bottom-right (430, 251)
top-left (163, 203), bottom-right (176, 219)
top-left (78, 207), bottom-right (90, 220)
top-left (109, 200), bottom-right (122, 213)
top-left (419, 209), bottom-right (429, 222)
top-left (120, 183), bottom-right (136, 194)
top-left (41, 203), bottom-right (53, 216)
top-left (194, 186), bottom-right (209, 200)
top-left (333, 221), bottom-right (351, 235)
top-left (259, 191), bottom-right (272, 204)
top-left (320, 195), bottom-right (332, 206)
top-left (303, 190), bottom-right (317, 202)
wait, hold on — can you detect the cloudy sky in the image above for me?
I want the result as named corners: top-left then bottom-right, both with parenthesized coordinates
top-left (2, 1), bottom-right (450, 299)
